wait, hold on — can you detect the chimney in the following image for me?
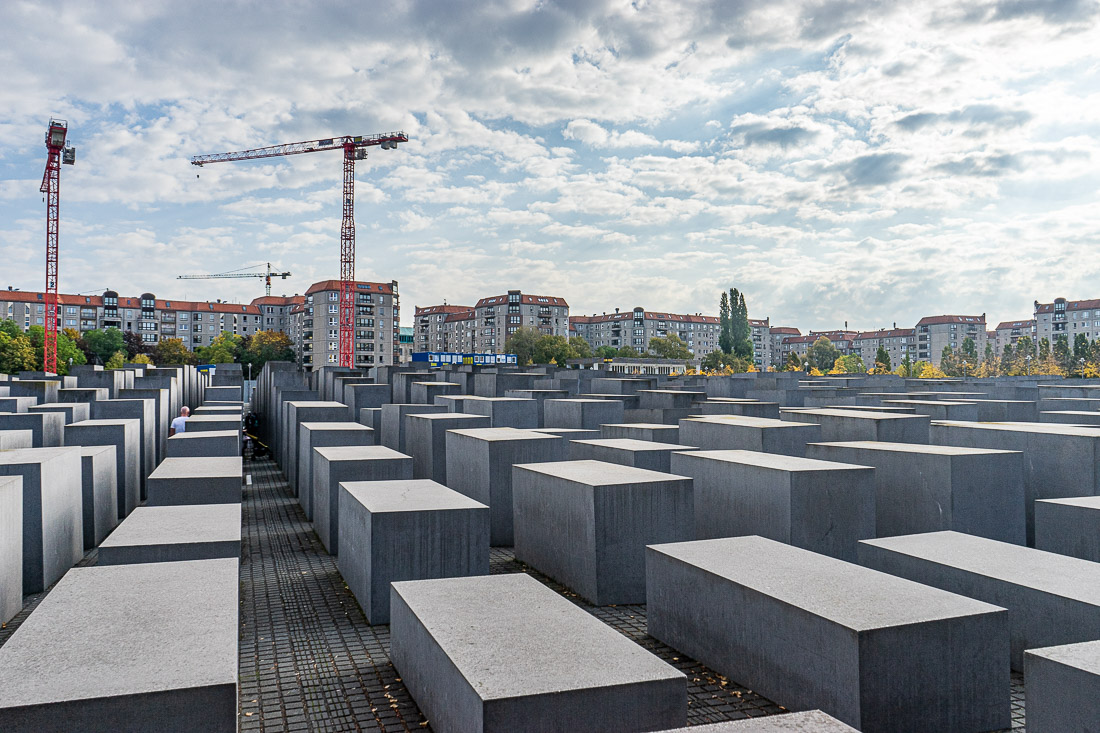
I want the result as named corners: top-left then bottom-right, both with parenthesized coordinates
top-left (893, 322), bottom-right (896, 329)
top-left (844, 321), bottom-right (848, 329)
top-left (615, 307), bottom-right (619, 313)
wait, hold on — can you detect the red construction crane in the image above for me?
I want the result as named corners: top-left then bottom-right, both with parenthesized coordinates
top-left (191, 132), bottom-right (407, 367)
top-left (40, 118), bottom-right (76, 374)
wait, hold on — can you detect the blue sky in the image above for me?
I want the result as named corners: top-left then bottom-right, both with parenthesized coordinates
top-left (1, 0), bottom-right (1098, 331)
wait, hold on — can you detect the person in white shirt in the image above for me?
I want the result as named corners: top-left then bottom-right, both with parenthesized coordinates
top-left (169, 406), bottom-right (190, 436)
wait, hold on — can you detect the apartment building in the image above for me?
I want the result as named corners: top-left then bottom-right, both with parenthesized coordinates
top-left (781, 330), bottom-right (860, 365)
top-left (473, 290), bottom-right (569, 353)
top-left (767, 326), bottom-right (800, 366)
top-left (748, 318), bottom-right (769, 368)
top-left (571, 307), bottom-right (721, 361)
top-left (994, 319), bottom-right (1035, 354)
top-left (851, 328), bottom-right (916, 367)
top-left (0, 287), bottom-right (264, 349)
top-left (288, 280), bottom-right (400, 371)
top-left (915, 315), bottom-right (987, 364)
top-left (413, 304), bottom-right (475, 353)
top-left (442, 310), bottom-right (476, 354)
top-left (251, 294), bottom-right (304, 335)
top-left (1034, 297), bottom-right (1100, 346)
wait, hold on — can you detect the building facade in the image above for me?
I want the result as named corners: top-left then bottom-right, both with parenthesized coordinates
top-left (915, 315), bottom-right (987, 364)
top-left (289, 280), bottom-right (400, 371)
top-left (413, 304), bottom-right (475, 353)
top-left (851, 328), bottom-right (917, 367)
top-left (994, 319), bottom-right (1035, 354)
top-left (1034, 297), bottom-right (1100, 347)
top-left (0, 287), bottom-right (265, 350)
top-left (571, 307), bottom-right (721, 361)
top-left (473, 290), bottom-right (569, 353)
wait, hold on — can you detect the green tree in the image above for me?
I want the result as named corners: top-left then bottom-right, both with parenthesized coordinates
top-left (0, 321), bottom-right (36, 374)
top-left (983, 342), bottom-right (995, 366)
top-left (1052, 334), bottom-right (1072, 373)
top-left (616, 345), bottom-right (640, 358)
top-left (568, 336), bottom-right (593, 359)
top-left (832, 354), bottom-right (866, 374)
top-left (807, 337), bottom-right (840, 372)
top-left (131, 353), bottom-right (154, 365)
top-left (874, 345), bottom-right (892, 373)
top-left (961, 337), bottom-right (977, 361)
top-left (1038, 337), bottom-right (1051, 361)
top-left (594, 346), bottom-right (618, 359)
top-left (153, 337), bottom-right (193, 366)
top-left (123, 331), bottom-right (149, 358)
top-left (649, 335), bottom-right (693, 360)
top-left (531, 334), bottom-right (578, 365)
top-left (84, 327), bottom-right (126, 365)
top-left (729, 288), bottom-right (753, 359)
top-left (26, 325), bottom-right (86, 375)
top-left (718, 291), bottom-right (733, 355)
top-left (702, 350), bottom-right (749, 372)
top-left (784, 351), bottom-right (804, 372)
top-left (940, 345), bottom-right (959, 376)
top-left (1000, 343), bottom-right (1014, 376)
top-left (200, 332), bottom-right (243, 365)
top-left (1074, 333), bottom-right (1090, 364)
top-left (503, 327), bottom-right (541, 366)
top-left (239, 331), bottom-right (294, 375)
top-left (105, 350), bottom-right (127, 370)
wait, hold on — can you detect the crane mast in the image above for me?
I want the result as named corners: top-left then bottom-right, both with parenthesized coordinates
top-left (40, 119), bottom-right (75, 374)
top-left (192, 132), bottom-right (406, 367)
top-left (177, 262), bottom-right (291, 297)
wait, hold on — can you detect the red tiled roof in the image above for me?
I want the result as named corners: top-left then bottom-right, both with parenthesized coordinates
top-left (475, 293), bottom-right (569, 308)
top-left (1035, 298), bottom-right (1100, 313)
top-left (769, 326), bottom-right (800, 335)
top-left (444, 311), bottom-right (475, 323)
top-left (0, 290), bottom-right (103, 306)
top-left (995, 320), bottom-right (1034, 331)
top-left (305, 280), bottom-right (395, 296)
top-left (416, 304), bottom-right (474, 317)
top-left (916, 314), bottom-right (985, 326)
top-left (853, 328), bottom-right (914, 340)
top-left (251, 295), bottom-right (304, 307)
top-left (1, 289), bottom-right (262, 314)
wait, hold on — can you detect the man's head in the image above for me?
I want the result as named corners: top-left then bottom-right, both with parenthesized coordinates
top-left (180, 407), bottom-right (190, 417)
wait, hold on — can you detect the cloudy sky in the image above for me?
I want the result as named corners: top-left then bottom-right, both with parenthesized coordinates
top-left (2, 1), bottom-right (1098, 331)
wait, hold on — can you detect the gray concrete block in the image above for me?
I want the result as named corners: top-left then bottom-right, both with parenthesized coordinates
top-left (78, 445), bottom-right (118, 551)
top-left (0, 430), bottom-right (33, 450)
top-left (283, 401), bottom-right (346, 495)
top-left (445, 428), bottom-right (565, 545)
top-left (146, 457), bottom-right (243, 506)
top-left (0, 558), bottom-right (239, 732)
top-left (380, 403), bottom-right (447, 453)
top-left (543, 398), bottom-right (624, 430)
top-left (880, 399), bottom-right (978, 421)
top-left (64, 419), bottom-right (141, 520)
top-left (0, 412), bottom-right (65, 447)
top-left (806, 441), bottom-right (1026, 544)
top-left (167, 430), bottom-right (240, 458)
top-left (57, 387), bottom-right (109, 404)
top-left (930, 421), bottom-right (1100, 545)
top-left (648, 536), bottom-right (1009, 732)
top-left (358, 407), bottom-right (382, 435)
top-left (345, 383), bottom-right (390, 419)
top-left (697, 400), bottom-right (781, 419)
top-left (91, 399), bottom-right (156, 496)
top-left (0, 448), bottom-right (83, 594)
top-left (472, 372), bottom-right (539, 397)
top-left (465, 397), bottom-right (539, 428)
top-left (0, 397), bottom-right (38, 413)
top-left (8, 379), bottom-right (59, 404)
top-left (678, 416), bottom-right (821, 457)
top-left (98, 504), bottom-right (241, 565)
top-left (671, 450), bottom-right (874, 562)
top-left (0, 476), bottom-right (21, 624)
top-left (513, 460), bottom-right (693, 604)
top-left (182, 414), bottom-right (241, 433)
top-left (781, 408), bottom-right (930, 443)
top-left (1024, 640), bottom-right (1100, 733)
top-left (1040, 410), bottom-right (1100, 425)
top-left (204, 385), bottom-right (241, 402)
top-left (411, 381), bottom-right (461, 405)
top-left (28, 401), bottom-right (89, 425)
top-left (433, 394), bottom-right (486, 413)
top-left (339, 479), bottom-right (489, 624)
top-left (119, 387), bottom-right (170, 464)
top-left (390, 573), bottom-right (686, 733)
top-left (406, 413), bottom-right (491, 483)
top-left (297, 421), bottom-right (374, 519)
top-left (600, 422), bottom-right (680, 443)
top-left (569, 438), bottom-right (699, 473)
top-left (1035, 496), bottom-right (1100, 562)
top-left (654, 711), bottom-right (858, 731)
top-left (859, 530), bottom-right (1100, 669)
top-left (504, 388), bottom-right (568, 426)
top-left (312, 446), bottom-right (413, 555)
top-left (966, 399), bottom-right (1039, 422)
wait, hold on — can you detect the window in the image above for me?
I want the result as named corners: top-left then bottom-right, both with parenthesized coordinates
top-left (179, 313), bottom-right (188, 320)
top-left (329, 292), bottom-right (339, 301)
top-left (328, 304), bottom-right (339, 314)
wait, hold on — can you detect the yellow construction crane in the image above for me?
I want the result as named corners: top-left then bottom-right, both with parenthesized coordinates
top-left (177, 262), bottom-right (291, 297)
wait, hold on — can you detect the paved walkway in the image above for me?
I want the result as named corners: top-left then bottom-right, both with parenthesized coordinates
top-left (0, 454), bottom-right (1028, 731)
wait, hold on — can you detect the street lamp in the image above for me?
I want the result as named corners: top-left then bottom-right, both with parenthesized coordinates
top-left (1026, 353), bottom-right (1032, 376)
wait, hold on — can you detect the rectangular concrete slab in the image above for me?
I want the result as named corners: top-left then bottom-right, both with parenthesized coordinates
top-left (1024, 640), bottom-right (1100, 733)
top-left (0, 558), bottom-right (239, 732)
top-left (543, 398), bottom-right (625, 430)
top-left (781, 408), bottom-right (930, 444)
top-left (513, 459), bottom-right (693, 605)
top-left (380, 403), bottom-right (447, 453)
top-left (464, 397), bottom-right (539, 429)
top-left (296, 421), bottom-right (374, 519)
top-left (568, 438), bottom-right (698, 473)
top-left (64, 419), bottom-right (141, 520)
top-left (0, 429), bottom-right (33, 450)
top-left (0, 411), bottom-right (65, 448)
top-left (678, 416), bottom-right (822, 457)
top-left (671, 450), bottom-right (875, 562)
top-left (445, 428), bottom-right (565, 545)
top-left (78, 445), bottom-right (118, 551)
top-left (28, 402), bottom-right (89, 425)
top-left (98, 504), bottom-right (241, 565)
top-left (338, 479), bottom-right (489, 624)
top-left (599, 422), bottom-right (680, 443)
top-left (312, 445), bottom-right (413, 555)
top-left (0, 447), bottom-right (83, 594)
top-left (146, 456), bottom-right (243, 506)
top-left (390, 573), bottom-right (686, 733)
top-left (858, 530), bottom-right (1100, 669)
top-left (654, 711), bottom-right (858, 731)
top-left (167, 430), bottom-right (240, 458)
top-left (806, 440), bottom-right (1026, 544)
top-left (0, 476), bottom-right (22, 624)
top-left (1034, 496), bottom-right (1100, 562)
top-left (406, 412), bottom-right (492, 483)
top-left (647, 536), bottom-right (1009, 732)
